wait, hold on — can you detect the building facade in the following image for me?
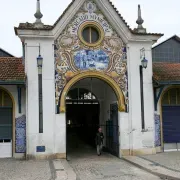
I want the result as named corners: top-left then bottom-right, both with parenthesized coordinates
top-left (0, 0), bottom-right (172, 159)
top-left (153, 35), bottom-right (180, 152)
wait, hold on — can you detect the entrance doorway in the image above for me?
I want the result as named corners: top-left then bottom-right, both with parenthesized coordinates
top-left (66, 78), bottom-right (119, 157)
top-left (0, 88), bottom-right (13, 158)
top-left (162, 87), bottom-right (180, 151)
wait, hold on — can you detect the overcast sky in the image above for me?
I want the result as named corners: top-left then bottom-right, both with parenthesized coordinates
top-left (1, 0), bottom-right (180, 57)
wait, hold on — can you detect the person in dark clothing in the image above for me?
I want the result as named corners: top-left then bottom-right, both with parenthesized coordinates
top-left (95, 128), bottom-right (104, 156)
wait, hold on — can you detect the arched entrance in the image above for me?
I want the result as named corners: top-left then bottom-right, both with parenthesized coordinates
top-left (161, 86), bottom-right (180, 151)
top-left (65, 77), bottom-right (121, 158)
top-left (60, 71), bottom-right (125, 113)
top-left (0, 87), bottom-right (14, 158)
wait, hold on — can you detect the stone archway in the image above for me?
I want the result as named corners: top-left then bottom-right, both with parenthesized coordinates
top-left (60, 71), bottom-right (125, 113)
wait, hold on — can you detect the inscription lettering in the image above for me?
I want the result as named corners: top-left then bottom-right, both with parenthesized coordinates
top-left (71, 13), bottom-right (110, 33)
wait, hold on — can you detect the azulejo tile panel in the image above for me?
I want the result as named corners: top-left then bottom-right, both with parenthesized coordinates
top-left (74, 50), bottom-right (109, 70)
top-left (55, 0), bottom-right (128, 108)
top-left (15, 115), bottom-right (26, 153)
top-left (155, 113), bottom-right (161, 147)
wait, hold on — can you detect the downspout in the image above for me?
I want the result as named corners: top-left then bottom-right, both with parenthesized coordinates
top-left (127, 46), bottom-right (133, 156)
top-left (25, 78), bottom-right (28, 160)
top-left (25, 43), bottom-right (28, 160)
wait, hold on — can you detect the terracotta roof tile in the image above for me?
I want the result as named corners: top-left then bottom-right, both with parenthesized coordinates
top-left (15, 0), bottom-right (163, 37)
top-left (0, 57), bottom-right (25, 82)
top-left (153, 63), bottom-right (180, 83)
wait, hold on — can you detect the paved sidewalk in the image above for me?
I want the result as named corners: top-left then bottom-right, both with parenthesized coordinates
top-left (0, 158), bottom-right (76, 180)
top-left (141, 152), bottom-right (180, 172)
top-left (0, 159), bottom-right (52, 180)
top-left (68, 147), bottom-right (161, 180)
top-left (124, 152), bottom-right (180, 180)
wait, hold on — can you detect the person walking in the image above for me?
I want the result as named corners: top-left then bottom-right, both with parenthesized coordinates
top-left (95, 128), bottom-right (104, 156)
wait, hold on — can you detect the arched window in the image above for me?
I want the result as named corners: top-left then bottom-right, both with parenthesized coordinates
top-left (66, 88), bottom-right (98, 104)
top-left (162, 88), bottom-right (180, 105)
top-left (82, 26), bottom-right (99, 44)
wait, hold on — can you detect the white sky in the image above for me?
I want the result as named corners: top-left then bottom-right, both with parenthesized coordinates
top-left (1, 0), bottom-right (180, 57)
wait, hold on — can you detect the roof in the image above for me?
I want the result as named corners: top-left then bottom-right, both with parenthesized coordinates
top-left (0, 57), bottom-right (25, 84)
top-left (15, 0), bottom-right (163, 37)
top-left (153, 63), bottom-right (180, 84)
top-left (153, 35), bottom-right (180, 49)
top-left (0, 48), bottom-right (14, 57)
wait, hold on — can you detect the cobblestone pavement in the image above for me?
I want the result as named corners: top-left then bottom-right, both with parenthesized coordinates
top-left (141, 151), bottom-right (180, 172)
top-left (68, 147), bottom-right (161, 180)
top-left (0, 159), bottom-right (52, 180)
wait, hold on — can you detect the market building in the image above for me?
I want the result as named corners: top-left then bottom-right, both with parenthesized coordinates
top-left (1, 0), bottom-right (177, 159)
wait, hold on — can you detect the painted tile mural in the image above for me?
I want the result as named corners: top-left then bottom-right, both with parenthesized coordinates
top-left (74, 50), bottom-right (109, 70)
top-left (155, 113), bottom-right (161, 147)
top-left (55, 0), bottom-right (128, 109)
top-left (15, 115), bottom-right (26, 153)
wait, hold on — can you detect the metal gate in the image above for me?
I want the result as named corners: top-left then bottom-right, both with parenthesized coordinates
top-left (105, 103), bottom-right (119, 157)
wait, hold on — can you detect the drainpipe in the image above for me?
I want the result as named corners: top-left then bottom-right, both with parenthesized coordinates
top-left (127, 46), bottom-right (133, 156)
top-left (25, 43), bottom-right (28, 160)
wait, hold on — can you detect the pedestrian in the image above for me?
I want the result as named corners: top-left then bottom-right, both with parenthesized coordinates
top-left (95, 128), bottom-right (104, 156)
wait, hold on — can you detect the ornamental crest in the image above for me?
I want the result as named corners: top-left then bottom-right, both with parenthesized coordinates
top-left (55, 1), bottom-right (128, 109)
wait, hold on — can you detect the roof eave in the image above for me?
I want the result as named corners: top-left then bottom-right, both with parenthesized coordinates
top-left (14, 28), bottom-right (54, 38)
top-left (0, 80), bottom-right (26, 85)
top-left (153, 79), bottom-right (180, 85)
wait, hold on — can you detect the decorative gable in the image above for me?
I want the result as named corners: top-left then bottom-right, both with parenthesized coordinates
top-left (55, 0), bottom-right (128, 106)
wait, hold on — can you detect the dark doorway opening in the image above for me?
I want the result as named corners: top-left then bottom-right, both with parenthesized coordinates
top-left (66, 87), bottom-right (99, 154)
top-left (66, 78), bottom-right (119, 158)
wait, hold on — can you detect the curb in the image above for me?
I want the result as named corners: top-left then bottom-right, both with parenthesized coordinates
top-left (123, 157), bottom-right (180, 180)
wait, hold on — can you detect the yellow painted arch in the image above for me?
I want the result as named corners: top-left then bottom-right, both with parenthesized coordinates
top-left (60, 71), bottom-right (126, 113)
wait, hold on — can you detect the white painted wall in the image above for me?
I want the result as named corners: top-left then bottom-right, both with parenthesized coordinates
top-left (127, 41), bottom-right (155, 152)
top-left (119, 112), bottom-right (129, 152)
top-left (25, 38), bottom-right (58, 157)
top-left (54, 114), bottom-right (66, 154)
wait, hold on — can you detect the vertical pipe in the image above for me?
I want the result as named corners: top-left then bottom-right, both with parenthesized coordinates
top-left (25, 43), bottom-right (28, 159)
top-left (17, 86), bottom-right (22, 114)
top-left (154, 87), bottom-right (157, 111)
top-left (38, 73), bottom-right (43, 133)
top-left (139, 65), bottom-right (145, 130)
